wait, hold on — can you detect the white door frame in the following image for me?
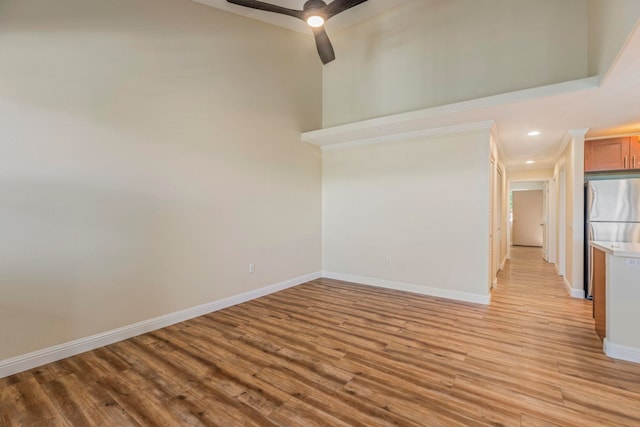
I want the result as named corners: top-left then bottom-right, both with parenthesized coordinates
top-left (497, 166), bottom-right (505, 269)
top-left (542, 182), bottom-right (550, 261)
top-left (557, 167), bottom-right (566, 276)
top-left (507, 179), bottom-right (551, 257)
top-left (490, 159), bottom-right (496, 290)
top-left (547, 177), bottom-right (557, 264)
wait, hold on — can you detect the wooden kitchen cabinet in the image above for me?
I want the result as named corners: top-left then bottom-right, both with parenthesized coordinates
top-left (585, 136), bottom-right (640, 172)
top-left (592, 247), bottom-right (606, 341)
top-left (585, 137), bottom-right (629, 172)
top-left (631, 137), bottom-right (640, 169)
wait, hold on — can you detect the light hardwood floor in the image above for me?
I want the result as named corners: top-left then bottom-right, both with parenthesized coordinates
top-left (2, 246), bottom-right (640, 426)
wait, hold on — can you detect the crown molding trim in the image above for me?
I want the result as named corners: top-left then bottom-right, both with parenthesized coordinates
top-left (489, 121), bottom-right (508, 164)
top-left (586, 132), bottom-right (639, 141)
top-left (569, 128), bottom-right (590, 138)
top-left (319, 120), bottom-right (495, 151)
top-left (301, 77), bottom-right (599, 148)
top-left (555, 133), bottom-right (574, 159)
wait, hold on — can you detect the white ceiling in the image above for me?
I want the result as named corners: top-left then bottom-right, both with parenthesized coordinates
top-left (196, 0), bottom-right (640, 170)
top-left (193, 0), bottom-right (413, 33)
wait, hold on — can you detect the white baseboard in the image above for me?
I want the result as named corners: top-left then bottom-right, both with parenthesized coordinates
top-left (0, 272), bottom-right (321, 379)
top-left (604, 338), bottom-right (640, 364)
top-left (563, 277), bottom-right (585, 299)
top-left (322, 271), bottom-right (490, 305)
top-left (570, 288), bottom-right (585, 299)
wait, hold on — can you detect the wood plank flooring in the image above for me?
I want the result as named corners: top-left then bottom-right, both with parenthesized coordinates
top-left (2, 246), bottom-right (640, 426)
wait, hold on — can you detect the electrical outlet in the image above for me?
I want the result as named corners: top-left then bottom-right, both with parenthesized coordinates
top-left (387, 257), bottom-right (392, 265)
top-left (249, 263), bottom-right (255, 273)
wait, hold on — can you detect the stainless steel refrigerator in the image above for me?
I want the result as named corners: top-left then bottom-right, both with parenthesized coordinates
top-left (585, 178), bottom-right (640, 298)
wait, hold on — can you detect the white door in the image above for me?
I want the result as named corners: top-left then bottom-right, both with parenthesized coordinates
top-left (489, 160), bottom-right (496, 287)
top-left (512, 190), bottom-right (543, 247)
top-left (497, 168), bottom-right (505, 265)
top-left (558, 168), bottom-right (566, 275)
top-left (542, 182), bottom-right (549, 260)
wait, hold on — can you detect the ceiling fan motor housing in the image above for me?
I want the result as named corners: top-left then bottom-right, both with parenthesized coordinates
top-left (304, 0), bottom-right (327, 18)
top-left (304, 0), bottom-right (327, 11)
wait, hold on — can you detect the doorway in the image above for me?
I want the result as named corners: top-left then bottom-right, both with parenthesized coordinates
top-left (508, 180), bottom-right (550, 259)
top-left (512, 189), bottom-right (544, 247)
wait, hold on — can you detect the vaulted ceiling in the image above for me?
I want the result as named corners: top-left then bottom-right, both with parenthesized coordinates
top-left (197, 0), bottom-right (640, 170)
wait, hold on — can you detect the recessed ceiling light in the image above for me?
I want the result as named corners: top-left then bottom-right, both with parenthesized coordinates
top-left (528, 131), bottom-right (541, 136)
top-left (526, 160), bottom-right (535, 164)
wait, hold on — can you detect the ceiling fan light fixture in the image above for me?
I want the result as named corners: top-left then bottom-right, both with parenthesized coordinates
top-left (225, 0), bottom-right (369, 64)
top-left (306, 15), bottom-right (325, 27)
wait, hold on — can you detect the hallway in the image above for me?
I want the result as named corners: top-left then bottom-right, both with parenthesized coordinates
top-left (493, 246), bottom-right (595, 347)
top-left (487, 246), bottom-right (640, 425)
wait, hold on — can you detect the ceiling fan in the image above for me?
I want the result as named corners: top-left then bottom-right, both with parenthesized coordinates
top-left (226, 0), bottom-right (368, 64)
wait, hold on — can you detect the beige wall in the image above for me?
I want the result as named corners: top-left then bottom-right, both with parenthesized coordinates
top-left (571, 133), bottom-right (586, 296)
top-left (322, 129), bottom-right (491, 301)
top-left (558, 143), bottom-right (575, 289)
top-left (0, 0), bottom-right (322, 360)
top-left (323, 0), bottom-right (589, 127)
top-left (553, 132), bottom-right (586, 296)
top-left (508, 168), bottom-right (554, 182)
top-left (588, 0), bottom-right (640, 79)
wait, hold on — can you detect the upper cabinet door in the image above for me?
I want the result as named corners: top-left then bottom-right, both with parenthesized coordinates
top-left (585, 137), bottom-right (630, 172)
top-left (630, 136), bottom-right (640, 170)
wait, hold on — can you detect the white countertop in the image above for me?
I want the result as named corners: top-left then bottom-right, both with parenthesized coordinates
top-left (591, 241), bottom-right (640, 258)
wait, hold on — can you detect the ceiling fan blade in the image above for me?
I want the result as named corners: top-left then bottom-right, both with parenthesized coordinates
top-left (226, 0), bottom-right (304, 20)
top-left (324, 0), bottom-right (368, 19)
top-left (311, 26), bottom-right (336, 64)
